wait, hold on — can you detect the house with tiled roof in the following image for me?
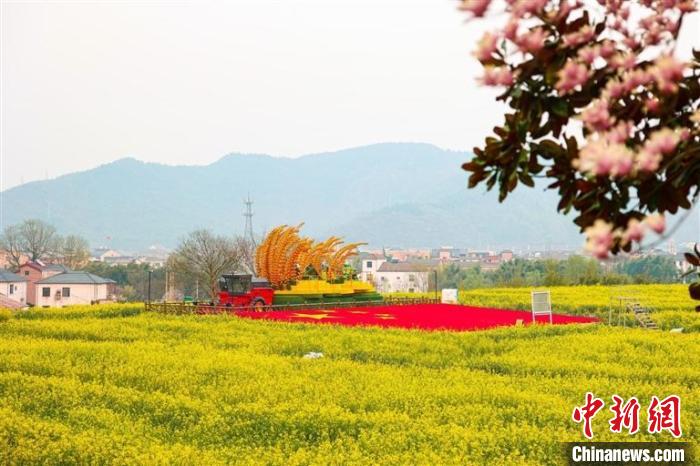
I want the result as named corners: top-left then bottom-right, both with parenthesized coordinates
top-left (0, 269), bottom-right (28, 309)
top-left (34, 271), bottom-right (117, 308)
top-left (18, 260), bottom-right (72, 305)
top-left (359, 253), bottom-right (388, 284)
top-left (374, 261), bottom-right (434, 293)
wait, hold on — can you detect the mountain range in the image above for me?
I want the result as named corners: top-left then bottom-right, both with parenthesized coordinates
top-left (1, 143), bottom-right (696, 251)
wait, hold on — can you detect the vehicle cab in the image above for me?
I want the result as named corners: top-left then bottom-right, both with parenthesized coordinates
top-left (217, 274), bottom-right (274, 310)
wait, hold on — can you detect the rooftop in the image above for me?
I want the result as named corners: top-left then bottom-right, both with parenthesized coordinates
top-left (36, 271), bottom-right (116, 285)
top-left (21, 261), bottom-right (72, 273)
top-left (0, 269), bottom-right (28, 283)
top-left (377, 262), bottom-right (433, 272)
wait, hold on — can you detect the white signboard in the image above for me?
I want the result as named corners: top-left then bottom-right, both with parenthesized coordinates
top-left (531, 290), bottom-right (553, 323)
top-left (441, 288), bottom-right (458, 304)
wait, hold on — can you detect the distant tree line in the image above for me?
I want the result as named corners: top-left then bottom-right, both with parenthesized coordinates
top-left (0, 219), bottom-right (91, 270)
top-left (437, 256), bottom-right (679, 290)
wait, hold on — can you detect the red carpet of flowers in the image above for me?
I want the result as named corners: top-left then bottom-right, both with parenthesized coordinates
top-left (237, 303), bottom-right (598, 331)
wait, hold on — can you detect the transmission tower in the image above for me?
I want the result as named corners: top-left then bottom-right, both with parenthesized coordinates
top-left (243, 194), bottom-right (255, 245)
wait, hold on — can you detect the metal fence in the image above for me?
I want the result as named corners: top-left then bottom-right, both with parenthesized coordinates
top-left (145, 296), bottom-right (439, 315)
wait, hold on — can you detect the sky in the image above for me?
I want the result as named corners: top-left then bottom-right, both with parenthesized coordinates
top-left (1, 0), bottom-right (698, 191)
top-left (0, 0), bottom-right (502, 191)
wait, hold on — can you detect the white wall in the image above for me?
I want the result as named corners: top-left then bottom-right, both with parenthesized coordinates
top-left (35, 283), bottom-right (109, 308)
top-left (360, 259), bottom-right (386, 284)
top-left (375, 271), bottom-right (429, 293)
top-left (0, 281), bottom-right (27, 304)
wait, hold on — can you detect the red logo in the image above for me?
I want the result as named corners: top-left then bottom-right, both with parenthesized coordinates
top-left (572, 393), bottom-right (682, 439)
top-left (648, 395), bottom-right (682, 438)
top-left (609, 395), bottom-right (640, 434)
top-left (572, 392), bottom-right (605, 439)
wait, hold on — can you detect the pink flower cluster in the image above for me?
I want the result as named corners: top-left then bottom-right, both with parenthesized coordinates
top-left (480, 66), bottom-right (515, 86)
top-left (636, 128), bottom-right (681, 172)
top-left (516, 28), bottom-right (548, 54)
top-left (575, 124), bottom-right (684, 177)
top-left (563, 25), bottom-right (595, 47)
top-left (474, 32), bottom-right (499, 62)
top-left (580, 99), bottom-right (614, 132)
top-left (575, 139), bottom-right (634, 177)
top-left (650, 55), bottom-right (686, 94)
top-left (584, 220), bottom-right (616, 259)
top-left (556, 60), bottom-right (590, 94)
top-left (459, 0), bottom-right (492, 17)
top-left (585, 214), bottom-right (666, 258)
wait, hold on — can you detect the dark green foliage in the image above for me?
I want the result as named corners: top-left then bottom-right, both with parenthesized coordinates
top-left (614, 256), bottom-right (679, 284)
top-left (82, 262), bottom-right (165, 302)
top-left (436, 255), bottom-right (679, 290)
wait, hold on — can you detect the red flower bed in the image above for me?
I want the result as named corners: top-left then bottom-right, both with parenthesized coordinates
top-left (237, 303), bottom-right (598, 332)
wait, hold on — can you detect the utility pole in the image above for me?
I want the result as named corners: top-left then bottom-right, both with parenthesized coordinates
top-left (243, 194), bottom-right (255, 246)
top-left (433, 269), bottom-right (438, 301)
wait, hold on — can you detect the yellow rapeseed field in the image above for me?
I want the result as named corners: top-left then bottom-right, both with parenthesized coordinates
top-left (0, 297), bottom-right (698, 465)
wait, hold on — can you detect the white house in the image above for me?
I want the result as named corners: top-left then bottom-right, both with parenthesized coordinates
top-left (34, 271), bottom-right (116, 307)
top-left (0, 269), bottom-right (28, 309)
top-left (359, 255), bottom-right (387, 284)
top-left (374, 262), bottom-right (432, 293)
top-left (90, 248), bottom-right (122, 262)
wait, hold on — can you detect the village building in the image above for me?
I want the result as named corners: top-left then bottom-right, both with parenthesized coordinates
top-left (18, 261), bottom-right (72, 305)
top-left (34, 271), bottom-right (117, 308)
top-left (359, 254), bottom-right (387, 284)
top-left (90, 248), bottom-right (123, 262)
top-left (373, 262), bottom-right (432, 293)
top-left (0, 269), bottom-right (29, 309)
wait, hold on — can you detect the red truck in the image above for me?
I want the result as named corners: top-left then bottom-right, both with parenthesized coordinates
top-left (217, 274), bottom-right (274, 311)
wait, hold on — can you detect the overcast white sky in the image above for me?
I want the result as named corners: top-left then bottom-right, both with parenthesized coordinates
top-left (1, 0), bottom-right (698, 191)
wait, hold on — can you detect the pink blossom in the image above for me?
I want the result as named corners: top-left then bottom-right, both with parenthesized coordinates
top-left (580, 99), bottom-right (614, 132)
top-left (635, 148), bottom-right (662, 172)
top-left (645, 97), bottom-right (661, 113)
top-left (517, 28), bottom-right (548, 54)
top-left (691, 109), bottom-right (700, 124)
top-left (609, 53), bottom-right (637, 70)
top-left (556, 60), bottom-right (590, 94)
top-left (619, 5), bottom-right (631, 19)
top-left (480, 66), bottom-right (514, 86)
top-left (555, 0), bottom-right (577, 20)
top-left (459, 0), bottom-right (492, 17)
top-left (577, 46), bottom-right (600, 65)
top-left (678, 0), bottom-right (697, 12)
top-left (563, 25), bottom-right (595, 47)
top-left (474, 32), bottom-right (499, 62)
top-left (621, 69), bottom-right (652, 93)
top-left (512, 0), bottom-right (548, 16)
top-left (651, 55), bottom-right (686, 94)
top-left (635, 128), bottom-right (678, 172)
top-left (644, 214), bottom-right (665, 234)
top-left (602, 79), bottom-right (625, 100)
top-left (622, 218), bottom-right (645, 244)
top-left (598, 41), bottom-right (617, 59)
top-left (503, 19), bottom-right (519, 41)
top-left (605, 121), bottom-right (633, 144)
top-left (645, 127), bottom-right (680, 155)
top-left (575, 139), bottom-right (634, 177)
top-left (623, 36), bottom-right (640, 50)
top-left (584, 220), bottom-right (616, 259)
